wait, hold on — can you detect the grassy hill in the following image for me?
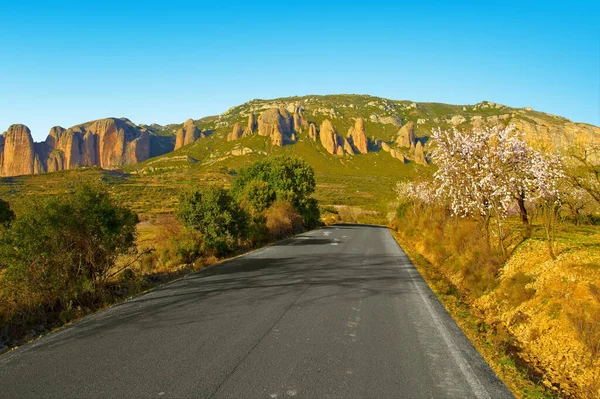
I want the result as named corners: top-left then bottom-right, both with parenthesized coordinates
top-left (1, 94), bottom-right (599, 224)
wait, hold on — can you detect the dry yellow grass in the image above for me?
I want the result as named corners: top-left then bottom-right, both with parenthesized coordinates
top-left (475, 230), bottom-right (600, 398)
top-left (392, 210), bottom-right (600, 398)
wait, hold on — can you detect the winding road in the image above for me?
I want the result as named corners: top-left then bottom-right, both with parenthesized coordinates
top-left (0, 224), bottom-right (513, 398)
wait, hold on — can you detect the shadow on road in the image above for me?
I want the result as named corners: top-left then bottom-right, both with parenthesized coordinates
top-left (23, 225), bottom-right (418, 352)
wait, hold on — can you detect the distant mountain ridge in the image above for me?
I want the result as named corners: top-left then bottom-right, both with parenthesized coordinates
top-left (1, 95), bottom-right (598, 177)
top-left (0, 118), bottom-right (176, 177)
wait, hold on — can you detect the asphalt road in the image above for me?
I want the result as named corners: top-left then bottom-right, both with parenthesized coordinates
top-left (0, 224), bottom-right (513, 398)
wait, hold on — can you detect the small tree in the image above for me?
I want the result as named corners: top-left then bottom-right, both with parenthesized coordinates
top-left (233, 156), bottom-right (320, 229)
top-left (178, 186), bottom-right (248, 255)
top-left (0, 198), bottom-right (15, 228)
top-left (0, 184), bottom-right (138, 310)
top-left (529, 151), bottom-right (564, 259)
top-left (431, 127), bottom-right (516, 257)
top-left (431, 126), bottom-right (564, 259)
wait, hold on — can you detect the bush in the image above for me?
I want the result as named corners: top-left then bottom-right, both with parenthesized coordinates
top-left (0, 183), bottom-right (138, 317)
top-left (238, 179), bottom-right (274, 215)
top-left (296, 197), bottom-right (320, 229)
top-left (265, 200), bottom-right (304, 240)
top-left (169, 229), bottom-right (204, 266)
top-left (0, 198), bottom-right (15, 228)
top-left (233, 156), bottom-right (320, 228)
top-left (177, 186), bottom-right (248, 255)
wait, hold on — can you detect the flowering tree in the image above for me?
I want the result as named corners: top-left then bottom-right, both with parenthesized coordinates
top-left (528, 150), bottom-right (564, 259)
top-left (394, 180), bottom-right (437, 208)
top-left (430, 126), bottom-right (564, 258)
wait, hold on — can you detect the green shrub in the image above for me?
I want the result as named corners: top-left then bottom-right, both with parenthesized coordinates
top-left (0, 198), bottom-right (15, 228)
top-left (238, 179), bottom-right (274, 215)
top-left (177, 186), bottom-right (248, 255)
top-left (0, 183), bottom-right (138, 314)
top-left (232, 156), bottom-right (320, 229)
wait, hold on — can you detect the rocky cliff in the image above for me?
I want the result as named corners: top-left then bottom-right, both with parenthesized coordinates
top-left (257, 108), bottom-right (294, 146)
top-left (0, 118), bottom-right (175, 177)
top-left (347, 117), bottom-right (368, 154)
top-left (174, 119), bottom-right (203, 150)
top-left (319, 119), bottom-right (345, 155)
top-left (3, 95), bottom-right (599, 177)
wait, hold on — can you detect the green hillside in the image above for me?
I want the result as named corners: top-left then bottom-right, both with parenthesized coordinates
top-left (2, 94), bottom-right (598, 223)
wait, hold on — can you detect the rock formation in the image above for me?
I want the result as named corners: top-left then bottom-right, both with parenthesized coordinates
top-left (343, 138), bottom-right (355, 155)
top-left (175, 129), bottom-right (185, 150)
top-left (258, 108), bottom-right (293, 146)
top-left (293, 106), bottom-right (307, 132)
top-left (0, 118), bottom-right (159, 177)
top-left (271, 128), bottom-right (284, 146)
top-left (183, 119), bottom-right (201, 146)
top-left (389, 149), bottom-right (406, 163)
top-left (228, 122), bottom-right (244, 141)
top-left (414, 141), bottom-right (427, 165)
top-left (308, 123), bottom-right (318, 141)
top-left (396, 121), bottom-right (415, 147)
top-left (449, 115), bottom-right (466, 126)
top-left (319, 119), bottom-right (344, 155)
top-left (243, 113), bottom-right (257, 136)
top-left (1, 125), bottom-right (37, 176)
top-left (174, 119), bottom-right (202, 150)
top-left (347, 117), bottom-right (368, 154)
top-left (231, 147), bottom-right (253, 156)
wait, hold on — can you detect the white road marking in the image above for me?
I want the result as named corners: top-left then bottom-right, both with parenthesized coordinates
top-left (323, 231), bottom-right (332, 236)
top-left (388, 232), bottom-right (491, 399)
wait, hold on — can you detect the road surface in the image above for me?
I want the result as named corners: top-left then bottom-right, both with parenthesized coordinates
top-left (0, 224), bottom-right (513, 398)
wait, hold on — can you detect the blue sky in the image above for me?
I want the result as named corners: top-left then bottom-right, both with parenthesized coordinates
top-left (1, 0), bottom-right (598, 141)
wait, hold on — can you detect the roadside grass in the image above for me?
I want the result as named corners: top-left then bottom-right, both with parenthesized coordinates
top-left (390, 229), bottom-right (557, 399)
top-left (391, 211), bottom-right (600, 399)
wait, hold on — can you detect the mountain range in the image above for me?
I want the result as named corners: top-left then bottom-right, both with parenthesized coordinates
top-left (1, 94), bottom-right (598, 178)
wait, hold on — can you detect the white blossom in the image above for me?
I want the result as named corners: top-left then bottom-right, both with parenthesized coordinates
top-left (430, 126), bottom-right (564, 219)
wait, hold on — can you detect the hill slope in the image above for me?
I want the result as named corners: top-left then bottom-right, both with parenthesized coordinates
top-left (1, 94), bottom-right (598, 221)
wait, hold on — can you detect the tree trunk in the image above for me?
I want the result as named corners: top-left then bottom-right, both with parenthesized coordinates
top-left (517, 191), bottom-right (529, 225)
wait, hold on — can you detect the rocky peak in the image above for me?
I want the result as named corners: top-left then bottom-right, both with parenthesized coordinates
top-left (347, 117), bottom-right (368, 154)
top-left (308, 123), bottom-right (318, 141)
top-left (46, 126), bottom-right (66, 145)
top-left (258, 108), bottom-right (293, 147)
top-left (2, 124), bottom-right (36, 176)
top-left (183, 119), bottom-right (201, 146)
top-left (1, 118), bottom-right (154, 177)
top-left (243, 113), bottom-right (257, 136)
top-left (174, 119), bottom-right (201, 150)
top-left (396, 121), bottom-right (415, 147)
top-left (414, 141), bottom-right (427, 165)
top-left (175, 129), bottom-right (185, 150)
top-left (228, 122), bottom-right (244, 142)
top-left (319, 119), bottom-right (344, 155)
top-left (293, 105), bottom-right (307, 132)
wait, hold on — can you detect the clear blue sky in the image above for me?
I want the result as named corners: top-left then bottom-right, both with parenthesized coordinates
top-left (1, 0), bottom-right (598, 141)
